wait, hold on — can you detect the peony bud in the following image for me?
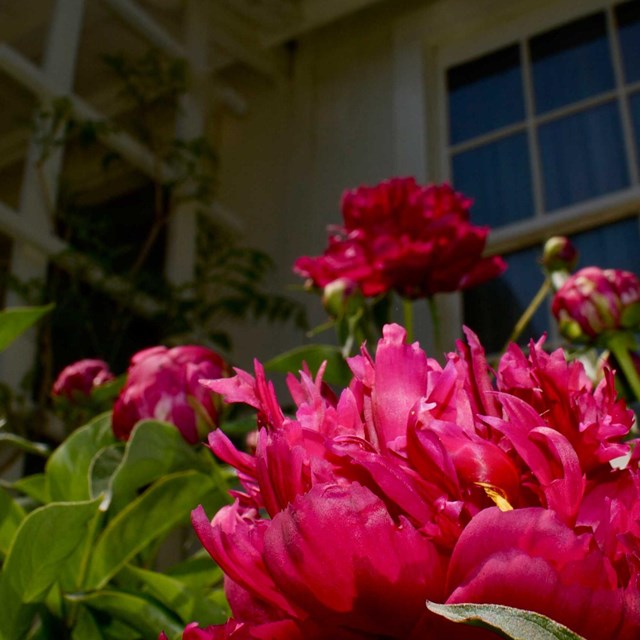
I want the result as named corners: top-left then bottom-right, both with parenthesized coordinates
top-left (112, 345), bottom-right (229, 444)
top-left (321, 278), bottom-right (357, 317)
top-left (541, 236), bottom-right (578, 274)
top-left (552, 266), bottom-right (640, 343)
top-left (52, 359), bottom-right (114, 400)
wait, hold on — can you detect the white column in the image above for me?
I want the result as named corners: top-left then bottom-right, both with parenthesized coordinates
top-left (3, 0), bottom-right (86, 387)
top-left (165, 0), bottom-right (208, 286)
top-left (392, 10), bottom-right (462, 353)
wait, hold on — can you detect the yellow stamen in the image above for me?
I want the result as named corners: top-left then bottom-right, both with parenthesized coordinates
top-left (474, 482), bottom-right (514, 512)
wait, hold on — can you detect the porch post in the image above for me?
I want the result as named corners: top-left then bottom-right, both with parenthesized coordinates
top-left (4, 0), bottom-right (86, 387)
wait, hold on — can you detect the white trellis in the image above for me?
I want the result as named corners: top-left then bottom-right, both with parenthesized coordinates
top-left (0, 0), bottom-right (242, 388)
top-left (0, 0), bottom-right (386, 390)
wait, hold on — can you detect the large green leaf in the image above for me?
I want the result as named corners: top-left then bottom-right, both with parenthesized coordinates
top-left (121, 564), bottom-right (229, 625)
top-left (85, 470), bottom-right (217, 590)
top-left (106, 420), bottom-right (213, 512)
top-left (11, 473), bottom-right (49, 504)
top-left (265, 344), bottom-right (352, 386)
top-left (98, 619), bottom-right (141, 640)
top-left (70, 607), bottom-right (104, 640)
top-left (66, 590), bottom-right (183, 639)
top-left (0, 304), bottom-right (53, 353)
top-left (0, 572), bottom-right (36, 640)
top-left (165, 549), bottom-right (224, 589)
top-left (426, 602), bottom-right (586, 640)
top-left (3, 498), bottom-right (102, 603)
top-left (46, 412), bottom-right (114, 502)
top-left (0, 486), bottom-right (25, 556)
top-left (89, 444), bottom-right (125, 501)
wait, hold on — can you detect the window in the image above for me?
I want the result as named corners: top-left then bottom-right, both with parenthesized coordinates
top-left (443, 1), bottom-right (640, 349)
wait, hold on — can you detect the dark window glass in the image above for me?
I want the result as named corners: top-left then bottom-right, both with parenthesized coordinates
top-left (447, 45), bottom-right (525, 144)
top-left (616, 1), bottom-right (640, 84)
top-left (629, 91), bottom-right (640, 175)
top-left (463, 246), bottom-right (548, 353)
top-left (530, 12), bottom-right (614, 114)
top-left (570, 217), bottom-right (640, 273)
top-left (538, 101), bottom-right (629, 211)
top-left (452, 133), bottom-right (533, 227)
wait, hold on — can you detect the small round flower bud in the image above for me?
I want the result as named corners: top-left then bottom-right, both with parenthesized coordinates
top-left (322, 278), bottom-right (356, 318)
top-left (542, 236), bottom-right (578, 274)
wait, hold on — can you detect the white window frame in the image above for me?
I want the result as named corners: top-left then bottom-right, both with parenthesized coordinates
top-left (433, 0), bottom-right (640, 257)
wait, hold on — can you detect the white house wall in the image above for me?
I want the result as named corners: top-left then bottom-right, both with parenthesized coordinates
top-left (216, 5), bottom-right (399, 366)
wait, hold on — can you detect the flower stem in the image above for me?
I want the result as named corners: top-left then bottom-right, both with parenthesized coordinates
top-left (608, 333), bottom-right (640, 402)
top-left (427, 296), bottom-right (443, 354)
top-left (402, 298), bottom-right (414, 344)
top-left (502, 278), bottom-right (551, 352)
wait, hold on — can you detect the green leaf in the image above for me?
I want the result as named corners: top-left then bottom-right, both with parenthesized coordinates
top-left (86, 470), bottom-right (217, 590)
top-left (46, 412), bottom-right (115, 502)
top-left (265, 344), bottom-right (352, 386)
top-left (165, 549), bottom-right (223, 589)
top-left (0, 433), bottom-right (51, 458)
top-left (12, 473), bottom-right (49, 504)
top-left (119, 565), bottom-right (195, 622)
top-left (426, 602), bottom-right (587, 640)
top-left (0, 572), bottom-right (37, 640)
top-left (107, 420), bottom-right (215, 512)
top-left (89, 444), bottom-right (124, 500)
top-left (120, 564), bottom-right (229, 625)
top-left (3, 498), bottom-right (102, 602)
top-left (219, 414), bottom-right (257, 438)
top-left (99, 619), bottom-right (141, 640)
top-left (0, 486), bottom-right (25, 556)
top-left (66, 589), bottom-right (183, 639)
top-left (71, 607), bottom-right (104, 640)
top-left (0, 304), bottom-right (53, 353)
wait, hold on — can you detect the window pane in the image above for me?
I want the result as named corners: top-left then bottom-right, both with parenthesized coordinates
top-left (616, 0), bottom-right (640, 84)
top-left (452, 133), bottom-right (533, 227)
top-left (538, 101), bottom-right (629, 211)
top-left (530, 12), bottom-right (614, 114)
top-left (463, 246), bottom-right (548, 353)
top-left (570, 217), bottom-right (640, 273)
top-left (447, 45), bottom-right (525, 144)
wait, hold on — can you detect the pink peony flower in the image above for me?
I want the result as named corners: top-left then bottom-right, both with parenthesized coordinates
top-left (159, 621), bottom-right (247, 640)
top-left (294, 178), bottom-right (506, 299)
top-left (447, 506), bottom-right (640, 640)
top-left (184, 324), bottom-right (640, 639)
top-left (552, 266), bottom-right (640, 343)
top-left (51, 358), bottom-right (114, 400)
top-left (112, 345), bottom-right (229, 444)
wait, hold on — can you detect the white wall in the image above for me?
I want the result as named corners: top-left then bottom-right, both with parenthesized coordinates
top-left (216, 6), bottom-right (398, 368)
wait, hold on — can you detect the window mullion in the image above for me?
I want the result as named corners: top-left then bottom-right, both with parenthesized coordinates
top-left (520, 38), bottom-right (545, 217)
top-left (608, 2), bottom-right (640, 185)
top-left (448, 121), bottom-right (526, 155)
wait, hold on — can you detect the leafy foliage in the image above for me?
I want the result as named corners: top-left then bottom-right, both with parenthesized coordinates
top-left (0, 415), bottom-right (230, 639)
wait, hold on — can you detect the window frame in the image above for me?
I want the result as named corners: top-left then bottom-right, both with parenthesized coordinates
top-left (433, 0), bottom-right (640, 257)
